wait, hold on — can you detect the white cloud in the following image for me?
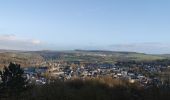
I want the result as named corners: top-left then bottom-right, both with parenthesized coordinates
top-left (0, 34), bottom-right (17, 41)
top-left (31, 40), bottom-right (41, 44)
top-left (106, 42), bottom-right (170, 54)
top-left (1, 34), bottom-right (170, 54)
top-left (0, 34), bottom-right (43, 50)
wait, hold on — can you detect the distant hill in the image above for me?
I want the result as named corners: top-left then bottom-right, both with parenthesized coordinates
top-left (0, 49), bottom-right (168, 68)
top-left (75, 49), bottom-right (138, 54)
top-left (0, 49), bottom-right (23, 53)
top-left (0, 51), bottom-right (44, 68)
top-left (74, 50), bottom-right (166, 61)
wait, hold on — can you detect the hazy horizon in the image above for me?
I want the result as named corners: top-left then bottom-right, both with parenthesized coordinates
top-left (0, 0), bottom-right (170, 54)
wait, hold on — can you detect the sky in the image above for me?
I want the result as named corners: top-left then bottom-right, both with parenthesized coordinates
top-left (0, 0), bottom-right (170, 54)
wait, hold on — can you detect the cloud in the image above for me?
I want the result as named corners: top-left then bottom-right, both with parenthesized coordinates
top-left (0, 34), bottom-right (43, 50)
top-left (0, 34), bottom-right (16, 41)
top-left (31, 40), bottom-right (41, 44)
top-left (106, 42), bottom-right (170, 54)
top-left (0, 34), bottom-right (170, 54)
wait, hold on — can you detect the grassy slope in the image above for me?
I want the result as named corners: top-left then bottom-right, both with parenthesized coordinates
top-left (4, 78), bottom-right (170, 100)
top-left (0, 52), bottom-right (44, 68)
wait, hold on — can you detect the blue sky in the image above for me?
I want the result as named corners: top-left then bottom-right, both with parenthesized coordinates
top-left (0, 0), bottom-right (170, 53)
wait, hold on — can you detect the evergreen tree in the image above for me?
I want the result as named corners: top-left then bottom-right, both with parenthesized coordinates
top-left (0, 62), bottom-right (27, 96)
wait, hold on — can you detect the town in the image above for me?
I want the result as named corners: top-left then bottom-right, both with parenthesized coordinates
top-left (23, 60), bottom-right (170, 87)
